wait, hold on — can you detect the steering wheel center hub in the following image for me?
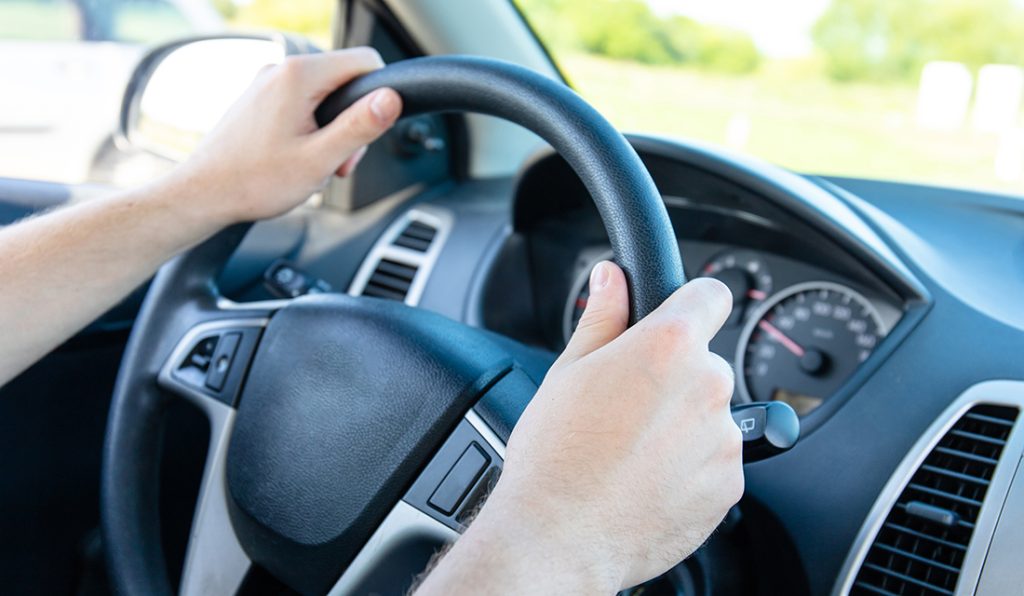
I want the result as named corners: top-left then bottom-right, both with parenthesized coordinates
top-left (224, 294), bottom-right (510, 593)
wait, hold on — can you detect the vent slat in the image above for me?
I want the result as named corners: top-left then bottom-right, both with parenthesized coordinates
top-left (948, 428), bottom-right (1008, 446)
top-left (362, 284), bottom-right (408, 301)
top-left (367, 272), bottom-right (413, 293)
top-left (392, 220), bottom-right (438, 253)
top-left (906, 483), bottom-right (983, 508)
top-left (919, 464), bottom-right (990, 486)
top-left (963, 411), bottom-right (1016, 427)
top-left (374, 260), bottom-right (418, 279)
top-left (872, 543), bottom-right (961, 574)
top-left (861, 562), bottom-right (955, 594)
top-left (932, 446), bottom-right (999, 466)
top-left (852, 581), bottom-right (900, 596)
top-left (359, 258), bottom-right (418, 303)
top-left (881, 522), bottom-right (968, 552)
top-left (850, 404), bottom-right (1019, 596)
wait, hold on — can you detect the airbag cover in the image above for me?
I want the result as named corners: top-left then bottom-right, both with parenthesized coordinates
top-left (225, 294), bottom-right (510, 593)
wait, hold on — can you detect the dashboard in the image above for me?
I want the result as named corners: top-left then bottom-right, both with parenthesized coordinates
top-left (561, 241), bottom-right (902, 416)
top-left (478, 135), bottom-right (920, 428)
top-left (10, 125), bottom-right (1024, 596)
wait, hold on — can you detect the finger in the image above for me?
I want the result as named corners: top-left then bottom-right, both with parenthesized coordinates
top-left (556, 261), bottom-right (630, 366)
top-left (289, 47), bottom-right (386, 102)
top-left (637, 277), bottom-right (733, 347)
top-left (312, 87), bottom-right (402, 166)
top-left (335, 145), bottom-right (368, 177)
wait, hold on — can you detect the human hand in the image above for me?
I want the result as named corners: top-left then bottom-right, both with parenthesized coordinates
top-left (428, 261), bottom-right (742, 593)
top-left (175, 47), bottom-right (401, 226)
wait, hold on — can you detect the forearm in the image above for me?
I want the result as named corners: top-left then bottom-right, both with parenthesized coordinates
top-left (413, 486), bottom-right (624, 595)
top-left (0, 170), bottom-right (225, 386)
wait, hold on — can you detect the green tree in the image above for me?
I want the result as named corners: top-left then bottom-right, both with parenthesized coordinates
top-left (813, 0), bottom-right (1024, 82)
top-left (231, 0), bottom-right (334, 43)
top-left (516, 0), bottom-right (761, 73)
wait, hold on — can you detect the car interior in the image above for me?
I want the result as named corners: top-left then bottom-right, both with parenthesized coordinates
top-left (2, 0), bottom-right (1023, 595)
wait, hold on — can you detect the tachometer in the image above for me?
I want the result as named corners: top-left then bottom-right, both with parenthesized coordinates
top-left (699, 250), bottom-right (772, 327)
top-left (735, 282), bottom-right (887, 415)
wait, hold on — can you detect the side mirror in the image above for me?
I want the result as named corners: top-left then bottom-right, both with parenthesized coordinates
top-left (119, 34), bottom-right (317, 161)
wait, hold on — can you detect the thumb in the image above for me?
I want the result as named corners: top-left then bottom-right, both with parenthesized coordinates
top-left (556, 261), bottom-right (630, 367)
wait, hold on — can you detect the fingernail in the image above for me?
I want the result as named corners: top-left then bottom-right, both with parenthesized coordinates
top-left (370, 88), bottom-right (401, 124)
top-left (590, 261), bottom-right (610, 291)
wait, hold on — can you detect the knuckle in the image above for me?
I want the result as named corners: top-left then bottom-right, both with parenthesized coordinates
top-left (347, 45), bottom-right (385, 66)
top-left (703, 355), bottom-right (736, 406)
top-left (653, 315), bottom-right (696, 353)
top-left (277, 56), bottom-right (306, 81)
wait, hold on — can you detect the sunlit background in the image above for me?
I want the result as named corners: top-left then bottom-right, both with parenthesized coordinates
top-left (3, 0), bottom-right (1024, 195)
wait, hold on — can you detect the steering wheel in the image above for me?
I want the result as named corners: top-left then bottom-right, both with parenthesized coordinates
top-left (101, 55), bottom-right (684, 595)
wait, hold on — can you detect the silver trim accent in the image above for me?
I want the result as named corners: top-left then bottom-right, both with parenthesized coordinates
top-left (466, 408), bottom-right (508, 460)
top-left (733, 280), bottom-right (889, 406)
top-left (832, 380), bottom-right (1024, 596)
top-left (348, 206), bottom-right (454, 307)
top-left (158, 318), bottom-right (270, 596)
top-left (178, 403), bottom-right (250, 596)
top-left (326, 501), bottom-right (459, 596)
top-left (215, 297), bottom-right (292, 311)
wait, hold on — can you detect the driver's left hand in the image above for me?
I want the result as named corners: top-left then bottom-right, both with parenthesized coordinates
top-left (178, 47), bottom-right (402, 227)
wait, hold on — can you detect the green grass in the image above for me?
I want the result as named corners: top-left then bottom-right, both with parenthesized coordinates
top-left (560, 53), bottom-right (1023, 195)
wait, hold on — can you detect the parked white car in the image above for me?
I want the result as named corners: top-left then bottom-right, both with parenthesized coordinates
top-left (0, 0), bottom-right (223, 185)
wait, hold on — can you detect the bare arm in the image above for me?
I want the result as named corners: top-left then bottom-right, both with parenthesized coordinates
top-left (0, 48), bottom-right (401, 386)
top-left (415, 263), bottom-right (743, 594)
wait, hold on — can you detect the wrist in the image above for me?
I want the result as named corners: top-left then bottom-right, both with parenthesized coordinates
top-left (417, 481), bottom-right (625, 595)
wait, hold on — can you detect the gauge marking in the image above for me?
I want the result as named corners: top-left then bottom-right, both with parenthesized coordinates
top-left (698, 250), bottom-right (773, 328)
top-left (734, 281), bottom-right (888, 415)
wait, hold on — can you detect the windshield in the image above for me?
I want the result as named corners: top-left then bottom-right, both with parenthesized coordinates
top-left (516, 0), bottom-right (1024, 195)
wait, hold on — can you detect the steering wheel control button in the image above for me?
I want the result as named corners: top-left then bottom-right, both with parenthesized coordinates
top-left (731, 402), bottom-right (800, 463)
top-left (404, 419), bottom-right (504, 531)
top-left (428, 443), bottom-right (490, 516)
top-left (205, 332), bottom-right (240, 392)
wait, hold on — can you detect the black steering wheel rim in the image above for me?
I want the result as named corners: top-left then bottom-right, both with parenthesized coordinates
top-left (102, 55), bottom-right (684, 595)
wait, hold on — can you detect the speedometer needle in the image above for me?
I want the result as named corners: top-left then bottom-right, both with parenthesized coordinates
top-left (758, 320), bottom-right (806, 357)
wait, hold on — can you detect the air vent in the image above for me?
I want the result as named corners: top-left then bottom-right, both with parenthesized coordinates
top-left (349, 207), bottom-right (453, 306)
top-left (393, 220), bottom-right (438, 253)
top-left (361, 259), bottom-right (418, 302)
top-left (851, 404), bottom-right (1019, 596)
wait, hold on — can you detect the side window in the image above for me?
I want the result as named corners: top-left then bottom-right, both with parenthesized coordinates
top-left (0, 0), bottom-right (81, 41)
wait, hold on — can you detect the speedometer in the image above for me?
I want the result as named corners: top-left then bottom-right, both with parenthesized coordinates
top-left (735, 281), bottom-right (887, 415)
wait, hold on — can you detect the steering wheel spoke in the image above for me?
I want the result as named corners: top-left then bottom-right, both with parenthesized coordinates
top-left (157, 315), bottom-right (271, 409)
top-left (327, 408), bottom-right (506, 595)
top-left (177, 399), bottom-right (250, 595)
top-left (156, 314), bottom-right (276, 595)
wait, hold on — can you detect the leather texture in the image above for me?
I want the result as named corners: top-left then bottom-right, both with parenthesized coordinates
top-left (317, 55), bottom-right (685, 321)
top-left (225, 294), bottom-right (512, 594)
